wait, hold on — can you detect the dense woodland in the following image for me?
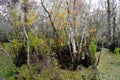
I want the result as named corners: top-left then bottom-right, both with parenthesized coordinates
top-left (0, 0), bottom-right (120, 80)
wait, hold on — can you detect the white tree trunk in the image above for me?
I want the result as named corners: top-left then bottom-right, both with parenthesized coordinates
top-left (23, 27), bottom-right (30, 66)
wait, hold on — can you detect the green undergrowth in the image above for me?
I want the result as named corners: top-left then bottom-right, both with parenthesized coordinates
top-left (0, 43), bottom-right (120, 80)
top-left (97, 48), bottom-right (120, 80)
top-left (114, 48), bottom-right (120, 54)
top-left (0, 66), bottom-right (16, 80)
top-left (0, 43), bottom-right (16, 80)
top-left (16, 62), bottom-right (98, 80)
top-left (18, 65), bottom-right (93, 80)
top-left (114, 48), bottom-right (120, 62)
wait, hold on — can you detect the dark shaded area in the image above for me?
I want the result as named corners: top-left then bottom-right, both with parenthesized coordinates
top-left (109, 40), bottom-right (120, 52)
top-left (0, 39), bottom-right (9, 43)
top-left (13, 45), bottom-right (27, 67)
top-left (57, 45), bottom-right (72, 69)
top-left (96, 45), bottom-right (102, 52)
top-left (13, 46), bottom-right (43, 67)
top-left (96, 38), bottom-right (120, 53)
top-left (55, 45), bottom-right (96, 70)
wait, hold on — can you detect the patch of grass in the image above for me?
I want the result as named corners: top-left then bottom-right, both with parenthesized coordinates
top-left (3, 43), bottom-right (11, 50)
top-left (0, 44), bottom-right (16, 80)
top-left (114, 48), bottom-right (120, 54)
top-left (0, 66), bottom-right (16, 80)
top-left (97, 48), bottom-right (120, 80)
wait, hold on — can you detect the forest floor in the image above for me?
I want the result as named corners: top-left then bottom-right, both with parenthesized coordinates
top-left (0, 47), bottom-right (120, 80)
top-left (97, 48), bottom-right (120, 80)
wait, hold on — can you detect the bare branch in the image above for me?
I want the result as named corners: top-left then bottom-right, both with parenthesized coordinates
top-left (41, 0), bottom-right (57, 33)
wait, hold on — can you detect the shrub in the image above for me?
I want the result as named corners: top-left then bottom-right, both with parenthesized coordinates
top-left (28, 30), bottom-right (51, 54)
top-left (114, 48), bottom-right (120, 54)
top-left (114, 48), bottom-right (120, 62)
top-left (89, 38), bottom-right (96, 54)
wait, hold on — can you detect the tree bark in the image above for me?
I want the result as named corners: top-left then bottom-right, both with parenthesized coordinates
top-left (107, 0), bottom-right (111, 44)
